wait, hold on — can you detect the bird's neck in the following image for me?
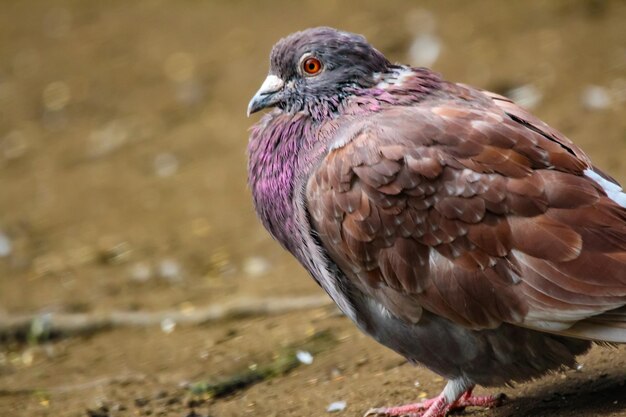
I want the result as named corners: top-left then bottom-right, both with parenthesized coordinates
top-left (247, 67), bottom-right (441, 253)
top-left (346, 66), bottom-right (443, 110)
top-left (247, 111), bottom-right (331, 254)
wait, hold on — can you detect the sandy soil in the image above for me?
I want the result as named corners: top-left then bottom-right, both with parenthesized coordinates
top-left (1, 1), bottom-right (625, 416)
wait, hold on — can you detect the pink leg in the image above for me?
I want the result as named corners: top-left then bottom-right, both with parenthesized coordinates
top-left (364, 387), bottom-right (503, 417)
top-left (364, 397), bottom-right (439, 417)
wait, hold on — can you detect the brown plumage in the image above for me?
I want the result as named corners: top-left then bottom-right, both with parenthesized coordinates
top-left (308, 93), bottom-right (626, 338)
top-left (247, 27), bottom-right (626, 417)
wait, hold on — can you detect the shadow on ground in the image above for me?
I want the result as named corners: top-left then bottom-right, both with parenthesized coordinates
top-left (491, 368), bottom-right (626, 417)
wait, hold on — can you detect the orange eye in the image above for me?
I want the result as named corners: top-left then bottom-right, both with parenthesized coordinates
top-left (302, 57), bottom-right (322, 75)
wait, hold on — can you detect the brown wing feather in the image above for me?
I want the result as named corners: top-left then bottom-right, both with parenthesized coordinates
top-left (306, 98), bottom-right (626, 337)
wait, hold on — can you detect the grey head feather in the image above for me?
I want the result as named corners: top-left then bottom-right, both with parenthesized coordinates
top-left (263, 27), bottom-right (396, 115)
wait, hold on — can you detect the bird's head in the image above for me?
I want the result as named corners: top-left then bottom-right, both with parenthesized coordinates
top-left (247, 27), bottom-right (392, 117)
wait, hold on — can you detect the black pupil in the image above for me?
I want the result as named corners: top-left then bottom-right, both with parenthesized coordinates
top-left (307, 61), bottom-right (316, 71)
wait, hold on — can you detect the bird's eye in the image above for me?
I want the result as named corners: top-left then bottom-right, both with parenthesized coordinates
top-left (302, 57), bottom-right (322, 76)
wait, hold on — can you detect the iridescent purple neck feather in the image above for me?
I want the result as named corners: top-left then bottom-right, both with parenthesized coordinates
top-left (247, 111), bottom-right (320, 255)
top-left (247, 68), bottom-right (442, 259)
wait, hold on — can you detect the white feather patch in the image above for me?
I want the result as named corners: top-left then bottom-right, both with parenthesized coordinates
top-left (442, 378), bottom-right (471, 403)
top-left (374, 66), bottom-right (414, 89)
top-left (584, 169), bottom-right (626, 208)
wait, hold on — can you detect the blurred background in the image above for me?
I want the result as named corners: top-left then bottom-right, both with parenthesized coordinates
top-left (0, 1), bottom-right (625, 416)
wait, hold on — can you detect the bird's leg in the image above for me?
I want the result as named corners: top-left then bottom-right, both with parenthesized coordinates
top-left (454, 387), bottom-right (504, 409)
top-left (364, 379), bottom-right (504, 417)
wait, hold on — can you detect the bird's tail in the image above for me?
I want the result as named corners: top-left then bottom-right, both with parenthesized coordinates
top-left (557, 307), bottom-right (626, 343)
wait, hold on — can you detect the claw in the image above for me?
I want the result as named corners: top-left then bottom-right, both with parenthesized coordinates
top-left (363, 390), bottom-right (505, 417)
top-left (363, 399), bottom-right (435, 417)
top-left (363, 408), bottom-right (386, 417)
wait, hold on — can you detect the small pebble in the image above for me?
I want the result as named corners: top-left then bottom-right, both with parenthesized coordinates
top-left (296, 350), bottom-right (314, 365)
top-left (327, 401), bottom-right (347, 413)
top-left (243, 256), bottom-right (270, 277)
top-left (160, 318), bottom-right (176, 334)
top-left (581, 85), bottom-right (611, 110)
top-left (0, 231), bottom-right (12, 257)
top-left (30, 313), bottom-right (52, 341)
top-left (158, 259), bottom-right (182, 283)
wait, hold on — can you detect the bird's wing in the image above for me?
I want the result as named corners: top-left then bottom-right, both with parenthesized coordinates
top-left (306, 100), bottom-right (626, 341)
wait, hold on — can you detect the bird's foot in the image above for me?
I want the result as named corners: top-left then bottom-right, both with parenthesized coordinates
top-left (364, 397), bottom-right (439, 417)
top-left (364, 391), bottom-right (505, 417)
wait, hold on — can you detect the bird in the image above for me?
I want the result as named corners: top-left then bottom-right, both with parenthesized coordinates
top-left (246, 27), bottom-right (626, 417)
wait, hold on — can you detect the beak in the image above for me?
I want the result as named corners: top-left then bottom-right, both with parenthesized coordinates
top-left (247, 74), bottom-right (285, 116)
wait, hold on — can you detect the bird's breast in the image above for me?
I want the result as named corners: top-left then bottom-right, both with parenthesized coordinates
top-left (247, 113), bottom-right (313, 253)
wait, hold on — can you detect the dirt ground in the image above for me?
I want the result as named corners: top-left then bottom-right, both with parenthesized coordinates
top-left (1, 1), bottom-right (626, 416)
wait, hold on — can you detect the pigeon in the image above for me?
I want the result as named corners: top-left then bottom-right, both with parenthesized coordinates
top-left (246, 27), bottom-right (626, 417)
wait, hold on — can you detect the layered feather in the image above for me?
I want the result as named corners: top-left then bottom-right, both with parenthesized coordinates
top-left (306, 83), bottom-right (626, 342)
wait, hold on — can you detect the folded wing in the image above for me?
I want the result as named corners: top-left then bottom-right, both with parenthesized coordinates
top-left (306, 98), bottom-right (626, 342)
